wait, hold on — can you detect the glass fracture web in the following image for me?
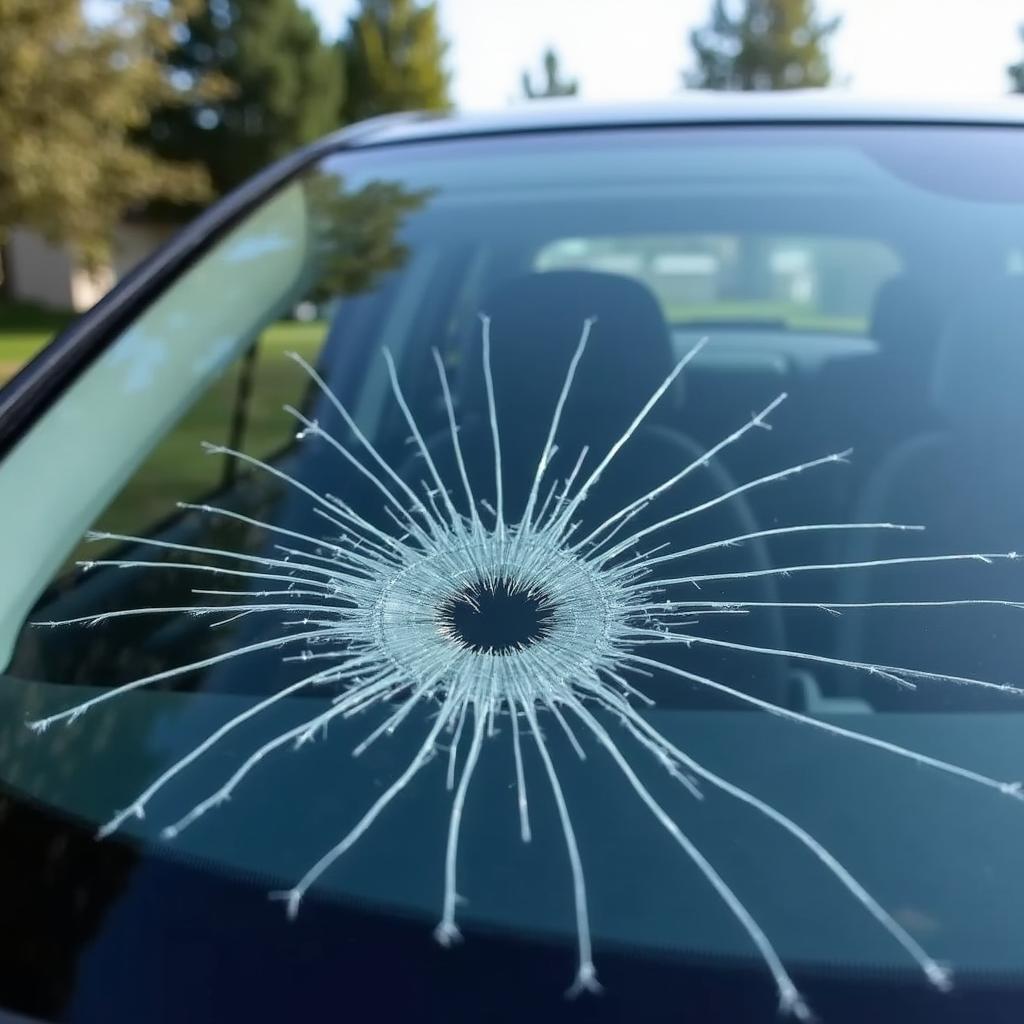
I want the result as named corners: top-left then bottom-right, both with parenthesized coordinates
top-left (30, 315), bottom-right (1024, 1019)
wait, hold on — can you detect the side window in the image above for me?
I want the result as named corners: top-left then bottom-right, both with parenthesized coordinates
top-left (0, 182), bottom-right (316, 666)
top-left (90, 318), bottom-right (326, 542)
top-left (0, 166), bottom-right (434, 672)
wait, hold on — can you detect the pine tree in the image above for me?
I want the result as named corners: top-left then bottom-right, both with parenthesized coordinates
top-left (1009, 25), bottom-right (1024, 93)
top-left (145, 0), bottom-right (343, 199)
top-left (340, 0), bottom-right (451, 123)
top-left (687, 0), bottom-right (841, 91)
top-left (522, 48), bottom-right (579, 99)
top-left (0, 0), bottom-right (214, 265)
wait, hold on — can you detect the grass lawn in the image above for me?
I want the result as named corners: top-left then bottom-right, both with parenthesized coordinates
top-left (0, 302), bottom-right (323, 383)
top-left (0, 301), bottom-right (71, 383)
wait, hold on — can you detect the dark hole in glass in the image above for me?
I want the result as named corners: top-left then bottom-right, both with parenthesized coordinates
top-left (443, 579), bottom-right (554, 654)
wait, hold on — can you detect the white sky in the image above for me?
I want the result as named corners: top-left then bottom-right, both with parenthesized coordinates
top-left (302, 0), bottom-right (1024, 109)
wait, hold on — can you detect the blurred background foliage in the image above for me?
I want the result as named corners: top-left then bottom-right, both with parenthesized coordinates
top-left (0, 0), bottom-right (450, 273)
top-left (0, 0), bottom-right (450, 375)
top-left (143, 0), bottom-right (345, 200)
top-left (3, 0), bottom-right (1024, 381)
top-left (522, 47), bottom-right (579, 100)
top-left (0, 0), bottom-right (221, 268)
top-left (687, 0), bottom-right (841, 90)
top-left (340, 0), bottom-right (451, 122)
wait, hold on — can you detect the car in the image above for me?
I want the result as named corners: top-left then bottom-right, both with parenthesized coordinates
top-left (1, 95), bottom-right (1024, 1023)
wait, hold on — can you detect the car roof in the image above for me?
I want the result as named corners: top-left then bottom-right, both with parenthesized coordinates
top-left (348, 93), bottom-right (1024, 147)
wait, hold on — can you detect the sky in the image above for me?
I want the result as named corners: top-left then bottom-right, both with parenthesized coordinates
top-left (302, 0), bottom-right (1024, 109)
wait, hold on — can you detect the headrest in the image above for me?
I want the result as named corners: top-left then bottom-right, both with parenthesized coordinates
top-left (930, 276), bottom-right (1024, 431)
top-left (871, 274), bottom-right (936, 343)
top-left (869, 273), bottom-right (943, 375)
top-left (460, 270), bottom-right (676, 450)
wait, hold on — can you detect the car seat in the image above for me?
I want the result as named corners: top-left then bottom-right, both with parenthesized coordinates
top-left (833, 276), bottom-right (1024, 709)
top-left (399, 270), bottom-right (790, 707)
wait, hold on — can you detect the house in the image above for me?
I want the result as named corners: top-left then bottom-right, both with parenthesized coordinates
top-left (1, 222), bottom-right (174, 312)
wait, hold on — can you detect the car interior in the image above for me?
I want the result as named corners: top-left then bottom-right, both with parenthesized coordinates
top-left (9, 132), bottom-right (1024, 720)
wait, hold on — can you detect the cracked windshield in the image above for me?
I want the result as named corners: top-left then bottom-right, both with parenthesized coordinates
top-left (2, 3), bottom-right (1024, 1022)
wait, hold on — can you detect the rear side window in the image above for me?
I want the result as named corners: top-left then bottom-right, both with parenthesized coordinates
top-left (536, 232), bottom-right (901, 334)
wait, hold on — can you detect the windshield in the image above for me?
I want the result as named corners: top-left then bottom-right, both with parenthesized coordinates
top-left (2, 124), bottom-right (1024, 1023)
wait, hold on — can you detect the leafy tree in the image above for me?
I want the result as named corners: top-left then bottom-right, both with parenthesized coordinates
top-left (1009, 25), bottom-right (1024, 93)
top-left (0, 0), bottom-right (214, 266)
top-left (305, 175), bottom-right (433, 300)
top-left (339, 0), bottom-right (451, 122)
top-left (687, 0), bottom-right (841, 90)
top-left (522, 48), bottom-right (579, 99)
top-left (145, 0), bottom-right (343, 199)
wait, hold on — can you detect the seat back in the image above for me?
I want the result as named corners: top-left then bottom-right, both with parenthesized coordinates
top-left (403, 271), bottom-right (790, 706)
top-left (835, 277), bottom-right (1024, 708)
